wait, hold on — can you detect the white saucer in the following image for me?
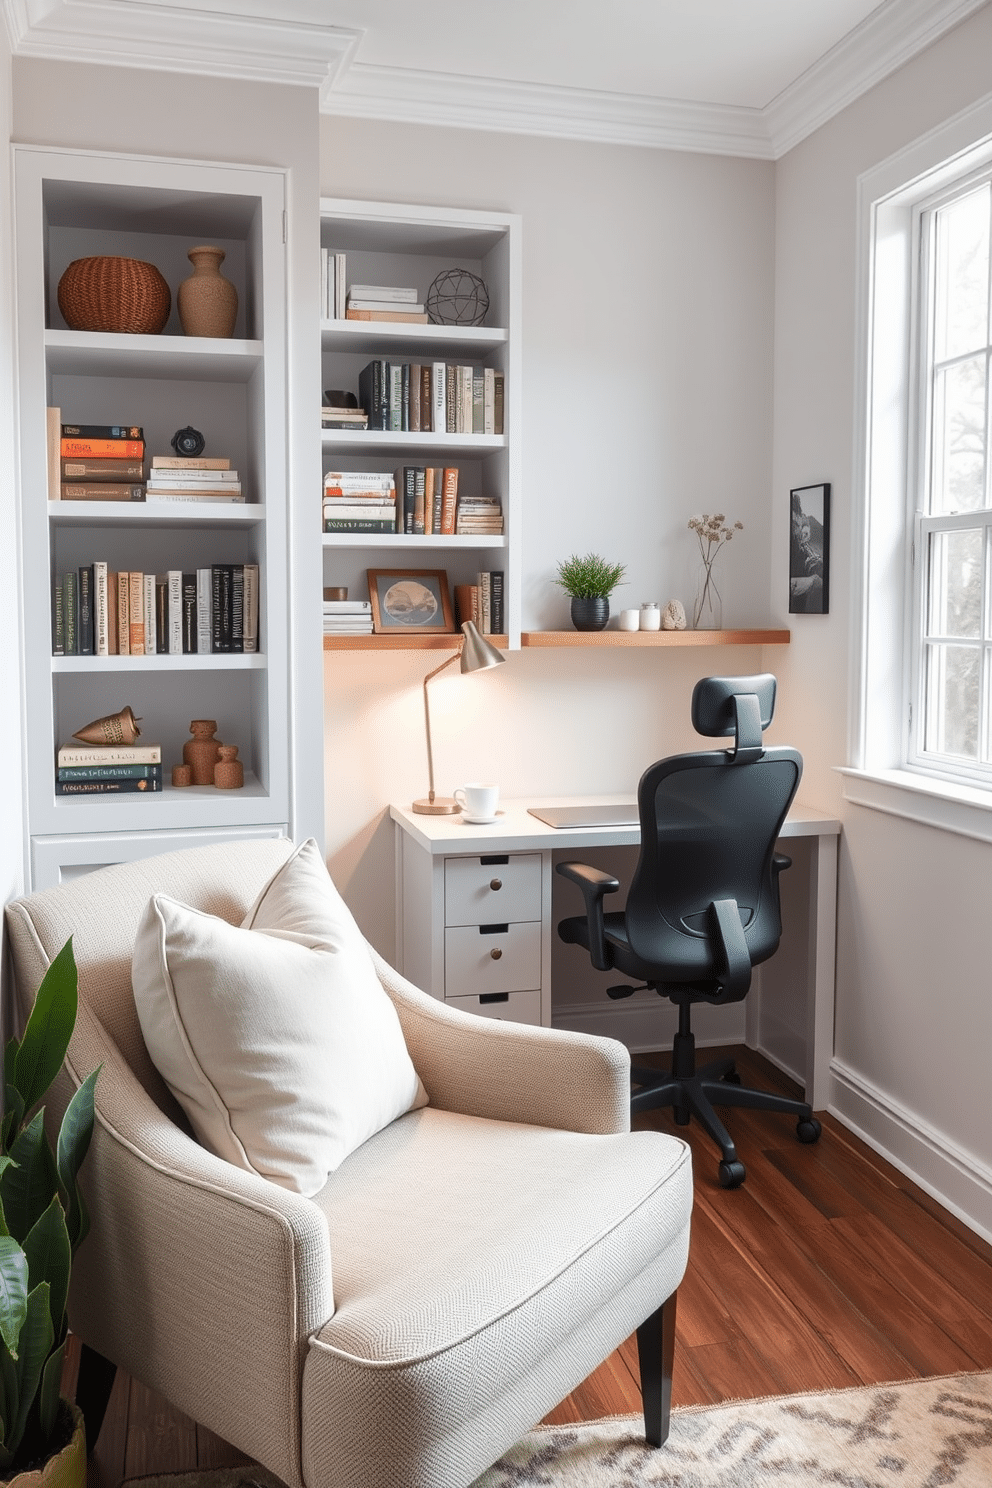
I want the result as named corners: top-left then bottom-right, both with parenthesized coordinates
top-left (461, 811), bottom-right (504, 824)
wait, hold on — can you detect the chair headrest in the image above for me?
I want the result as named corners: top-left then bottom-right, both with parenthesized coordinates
top-left (690, 674), bottom-right (777, 762)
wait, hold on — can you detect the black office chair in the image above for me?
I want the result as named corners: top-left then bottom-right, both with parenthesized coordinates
top-left (557, 674), bottom-right (821, 1189)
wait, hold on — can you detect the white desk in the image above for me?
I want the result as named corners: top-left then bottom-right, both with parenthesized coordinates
top-left (390, 796), bottom-right (840, 1109)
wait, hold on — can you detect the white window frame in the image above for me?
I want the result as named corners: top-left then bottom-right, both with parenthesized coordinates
top-left (845, 96), bottom-right (992, 841)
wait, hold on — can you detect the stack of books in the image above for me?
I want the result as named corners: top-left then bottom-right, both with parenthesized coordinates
top-left (321, 248), bottom-right (346, 318)
top-left (454, 570), bottom-right (505, 635)
top-left (145, 456), bottom-right (243, 503)
top-left (323, 471), bottom-right (397, 533)
top-left (358, 361), bottom-right (504, 434)
top-left (393, 465), bottom-right (460, 535)
top-left (52, 563), bottom-right (259, 656)
top-left (345, 284), bottom-right (427, 324)
top-left (321, 405), bottom-right (369, 432)
top-left (322, 599), bottom-right (373, 636)
top-left (455, 496), bottom-right (503, 535)
top-left (56, 740), bottom-right (163, 795)
top-left (54, 414), bottom-right (145, 501)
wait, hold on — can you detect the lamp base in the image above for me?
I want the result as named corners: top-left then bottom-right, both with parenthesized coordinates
top-left (412, 796), bottom-right (461, 815)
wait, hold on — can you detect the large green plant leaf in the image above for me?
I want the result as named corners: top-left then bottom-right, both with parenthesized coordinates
top-left (56, 1067), bottom-right (99, 1252)
top-left (38, 1341), bottom-right (64, 1441)
top-left (22, 1198), bottom-right (70, 1344)
top-left (12, 941), bottom-right (77, 1117)
top-left (0, 1339), bottom-right (18, 1453)
top-left (9, 1284), bottom-right (53, 1456)
top-left (0, 1114), bottom-right (60, 1245)
top-left (0, 1238), bottom-right (27, 1355)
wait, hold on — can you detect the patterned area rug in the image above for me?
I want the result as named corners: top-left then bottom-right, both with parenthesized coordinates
top-left (124, 1372), bottom-right (992, 1488)
top-left (474, 1371), bottom-right (992, 1486)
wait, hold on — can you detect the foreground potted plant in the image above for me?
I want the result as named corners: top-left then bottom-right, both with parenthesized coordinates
top-left (554, 553), bottom-right (627, 631)
top-left (0, 939), bottom-right (98, 1487)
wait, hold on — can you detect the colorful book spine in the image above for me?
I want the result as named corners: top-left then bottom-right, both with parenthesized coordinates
top-left (55, 777), bottom-right (162, 795)
top-left (60, 439), bottom-right (145, 459)
top-left (57, 763), bottom-right (163, 781)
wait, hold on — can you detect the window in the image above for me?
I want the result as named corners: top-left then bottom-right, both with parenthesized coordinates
top-left (849, 98), bottom-right (992, 837)
top-left (913, 178), bottom-right (992, 783)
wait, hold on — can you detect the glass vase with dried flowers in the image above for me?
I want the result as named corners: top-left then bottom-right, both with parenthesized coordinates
top-left (688, 513), bottom-right (744, 629)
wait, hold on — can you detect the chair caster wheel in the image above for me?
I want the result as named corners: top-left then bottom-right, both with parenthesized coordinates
top-left (722, 1069), bottom-right (742, 1085)
top-left (718, 1160), bottom-right (746, 1188)
top-left (797, 1117), bottom-right (822, 1144)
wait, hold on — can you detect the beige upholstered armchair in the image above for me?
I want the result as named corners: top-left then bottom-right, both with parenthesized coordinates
top-left (5, 839), bottom-right (693, 1488)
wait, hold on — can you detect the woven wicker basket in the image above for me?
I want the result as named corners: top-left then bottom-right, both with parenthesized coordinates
top-left (57, 256), bottom-right (172, 335)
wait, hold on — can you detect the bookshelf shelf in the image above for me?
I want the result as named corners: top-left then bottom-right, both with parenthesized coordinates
top-left (323, 633), bottom-right (509, 652)
top-left (320, 198), bottom-right (521, 647)
top-left (14, 145), bottom-right (311, 886)
top-left (520, 629), bottom-right (792, 647)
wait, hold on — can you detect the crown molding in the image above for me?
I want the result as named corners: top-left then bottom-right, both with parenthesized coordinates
top-left (321, 63), bottom-right (774, 159)
top-left (2, 0), bottom-right (989, 158)
top-left (764, 0), bottom-right (991, 158)
top-left (2, 1), bottom-right (361, 89)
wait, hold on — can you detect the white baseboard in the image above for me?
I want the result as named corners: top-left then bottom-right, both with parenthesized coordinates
top-left (830, 1059), bottom-right (992, 1246)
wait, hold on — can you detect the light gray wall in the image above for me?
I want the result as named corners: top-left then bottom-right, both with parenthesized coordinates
top-left (772, 3), bottom-right (992, 1238)
top-left (319, 118), bottom-right (779, 966)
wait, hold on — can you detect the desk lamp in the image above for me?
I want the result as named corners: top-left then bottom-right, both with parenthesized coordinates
top-left (413, 620), bottom-right (505, 814)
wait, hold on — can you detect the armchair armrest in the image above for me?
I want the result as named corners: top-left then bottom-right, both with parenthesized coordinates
top-left (368, 946), bottom-right (631, 1136)
top-left (556, 860), bottom-right (621, 971)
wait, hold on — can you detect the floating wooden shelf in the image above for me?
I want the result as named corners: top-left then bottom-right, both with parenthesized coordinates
top-left (323, 633), bottom-right (510, 651)
top-left (520, 628), bottom-right (791, 647)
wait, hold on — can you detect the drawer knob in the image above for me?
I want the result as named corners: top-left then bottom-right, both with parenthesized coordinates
top-left (490, 947), bottom-right (503, 960)
top-left (489, 877), bottom-right (503, 891)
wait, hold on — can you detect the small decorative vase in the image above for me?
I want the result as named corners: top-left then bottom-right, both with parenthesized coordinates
top-left (171, 764), bottom-right (192, 788)
top-left (570, 596), bottom-right (609, 631)
top-left (183, 720), bottom-right (222, 785)
top-left (693, 565), bottom-right (723, 629)
top-left (214, 745), bottom-right (244, 790)
top-left (177, 245), bottom-right (238, 338)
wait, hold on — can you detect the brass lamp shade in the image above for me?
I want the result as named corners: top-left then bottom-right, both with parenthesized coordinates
top-left (412, 621), bottom-right (506, 815)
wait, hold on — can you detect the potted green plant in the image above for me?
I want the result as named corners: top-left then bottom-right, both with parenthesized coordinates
top-left (554, 553), bottom-right (627, 631)
top-left (0, 939), bottom-right (98, 1488)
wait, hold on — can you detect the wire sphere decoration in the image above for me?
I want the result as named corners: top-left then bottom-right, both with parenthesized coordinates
top-left (426, 268), bottom-right (490, 327)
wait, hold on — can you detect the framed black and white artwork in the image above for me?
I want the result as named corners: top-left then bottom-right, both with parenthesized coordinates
top-left (789, 483), bottom-right (830, 614)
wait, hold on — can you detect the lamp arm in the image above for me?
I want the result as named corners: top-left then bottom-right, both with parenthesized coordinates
top-left (421, 647), bottom-right (461, 803)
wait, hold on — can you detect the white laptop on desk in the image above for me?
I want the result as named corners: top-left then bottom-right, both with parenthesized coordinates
top-left (527, 802), bottom-right (640, 829)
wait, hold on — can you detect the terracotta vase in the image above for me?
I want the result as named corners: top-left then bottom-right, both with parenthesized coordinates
top-left (214, 744), bottom-right (244, 790)
top-left (183, 720), bottom-right (222, 785)
top-left (177, 246), bottom-right (238, 338)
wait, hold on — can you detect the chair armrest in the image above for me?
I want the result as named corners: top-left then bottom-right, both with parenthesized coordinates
top-left (368, 946), bottom-right (631, 1135)
top-left (773, 851), bottom-right (792, 873)
top-left (60, 1002), bottom-right (331, 1488)
top-left (556, 860), bottom-right (621, 971)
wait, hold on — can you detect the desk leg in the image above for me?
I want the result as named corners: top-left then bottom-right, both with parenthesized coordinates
top-left (805, 832), bottom-right (838, 1111)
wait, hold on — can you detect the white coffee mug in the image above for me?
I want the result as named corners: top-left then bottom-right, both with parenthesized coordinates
top-left (454, 782), bottom-right (500, 821)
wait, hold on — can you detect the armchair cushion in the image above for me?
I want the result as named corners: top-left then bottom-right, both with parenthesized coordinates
top-left (132, 837), bottom-right (427, 1195)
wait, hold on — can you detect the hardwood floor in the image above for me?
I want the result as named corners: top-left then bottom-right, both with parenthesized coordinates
top-left (71, 1046), bottom-right (992, 1486)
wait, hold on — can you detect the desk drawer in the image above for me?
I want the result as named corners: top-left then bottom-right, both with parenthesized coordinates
top-left (444, 853), bottom-right (542, 926)
top-left (444, 921), bottom-right (542, 998)
top-left (446, 987), bottom-right (542, 1026)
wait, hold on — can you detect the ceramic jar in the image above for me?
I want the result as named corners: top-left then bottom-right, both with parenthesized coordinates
top-left (639, 603), bottom-right (661, 631)
top-left (183, 720), bottom-right (222, 785)
top-left (214, 745), bottom-right (244, 790)
top-left (177, 245), bottom-right (238, 338)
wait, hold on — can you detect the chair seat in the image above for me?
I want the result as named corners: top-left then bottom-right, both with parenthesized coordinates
top-left (303, 1105), bottom-right (692, 1488)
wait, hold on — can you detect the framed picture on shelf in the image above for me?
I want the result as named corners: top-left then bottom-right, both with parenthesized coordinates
top-left (789, 482), bottom-right (830, 615)
top-left (367, 569), bottom-right (455, 634)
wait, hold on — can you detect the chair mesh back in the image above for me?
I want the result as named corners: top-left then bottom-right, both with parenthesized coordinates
top-left (624, 746), bottom-right (802, 984)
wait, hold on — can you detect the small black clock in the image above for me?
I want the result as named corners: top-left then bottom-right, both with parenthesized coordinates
top-left (171, 425), bottom-right (205, 457)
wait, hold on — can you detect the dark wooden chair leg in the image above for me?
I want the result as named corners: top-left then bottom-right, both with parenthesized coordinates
top-left (75, 1344), bottom-right (118, 1456)
top-left (636, 1291), bottom-right (677, 1447)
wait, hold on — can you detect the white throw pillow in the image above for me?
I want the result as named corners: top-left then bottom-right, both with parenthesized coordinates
top-left (132, 838), bottom-right (427, 1195)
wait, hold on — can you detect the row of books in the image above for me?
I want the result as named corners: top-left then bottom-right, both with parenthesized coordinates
top-left (55, 741), bottom-right (163, 796)
top-left (323, 467), bottom-right (504, 537)
top-left (49, 413), bottom-right (244, 502)
top-left (455, 571), bottom-right (505, 636)
top-left (319, 257), bottom-right (431, 325)
top-left (357, 361), bottom-right (504, 436)
top-left (322, 599), bottom-right (373, 636)
top-left (52, 563), bottom-right (260, 656)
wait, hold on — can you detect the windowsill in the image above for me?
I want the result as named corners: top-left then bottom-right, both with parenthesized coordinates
top-left (838, 766), bottom-right (992, 844)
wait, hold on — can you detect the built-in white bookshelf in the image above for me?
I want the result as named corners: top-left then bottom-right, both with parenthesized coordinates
top-left (13, 146), bottom-right (319, 888)
top-left (319, 199), bottom-right (521, 648)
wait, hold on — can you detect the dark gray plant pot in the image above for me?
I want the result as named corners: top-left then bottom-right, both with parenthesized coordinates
top-left (570, 596), bottom-right (610, 631)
